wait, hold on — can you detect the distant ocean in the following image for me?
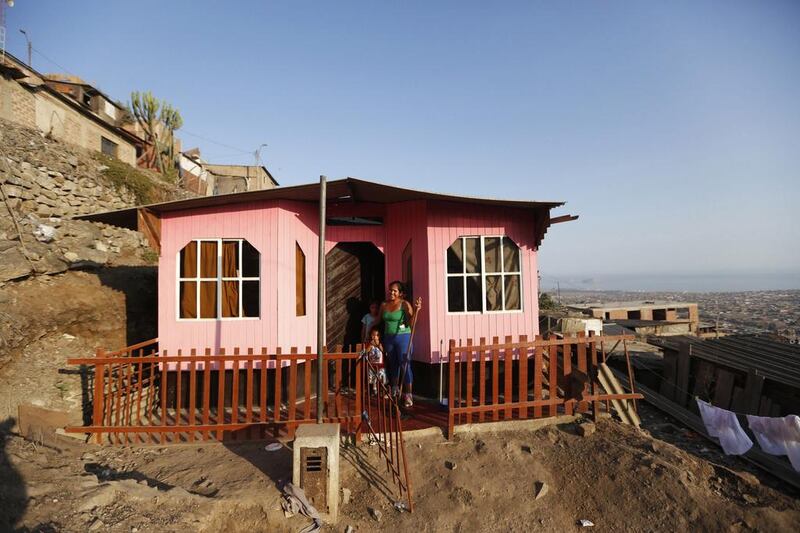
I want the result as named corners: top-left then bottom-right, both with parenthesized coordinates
top-left (541, 273), bottom-right (800, 293)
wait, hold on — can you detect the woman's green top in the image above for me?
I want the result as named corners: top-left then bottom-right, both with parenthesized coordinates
top-left (382, 306), bottom-right (409, 335)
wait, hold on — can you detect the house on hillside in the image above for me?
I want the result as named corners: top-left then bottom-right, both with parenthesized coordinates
top-left (82, 178), bottom-right (574, 393)
top-left (178, 149), bottom-right (280, 196)
top-left (0, 52), bottom-right (145, 166)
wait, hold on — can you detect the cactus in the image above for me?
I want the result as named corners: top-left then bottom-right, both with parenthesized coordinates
top-left (130, 91), bottom-right (183, 175)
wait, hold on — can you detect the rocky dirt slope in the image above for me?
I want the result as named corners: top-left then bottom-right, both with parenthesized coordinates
top-left (2, 410), bottom-right (798, 532)
top-left (0, 118), bottom-right (183, 426)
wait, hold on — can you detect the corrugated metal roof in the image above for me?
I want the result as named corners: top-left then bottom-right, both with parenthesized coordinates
top-left (649, 335), bottom-right (800, 388)
top-left (77, 177), bottom-right (565, 225)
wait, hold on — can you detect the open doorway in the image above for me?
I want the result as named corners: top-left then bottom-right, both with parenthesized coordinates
top-left (325, 242), bottom-right (385, 350)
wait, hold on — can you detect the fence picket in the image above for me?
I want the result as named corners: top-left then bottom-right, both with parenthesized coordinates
top-left (518, 335), bottom-right (528, 419)
top-left (478, 337), bottom-right (486, 423)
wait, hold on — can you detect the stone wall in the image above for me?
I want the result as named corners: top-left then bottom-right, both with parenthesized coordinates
top-left (0, 118), bottom-right (189, 283)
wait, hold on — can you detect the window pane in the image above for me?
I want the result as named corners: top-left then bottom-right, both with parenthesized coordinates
top-left (447, 239), bottom-right (463, 274)
top-left (200, 241), bottom-right (218, 278)
top-left (222, 241), bottom-right (239, 277)
top-left (485, 275), bottom-right (502, 311)
top-left (243, 280), bottom-right (260, 317)
top-left (180, 241), bottom-right (197, 278)
top-left (504, 275), bottom-right (521, 310)
top-left (179, 281), bottom-right (197, 318)
top-left (484, 237), bottom-right (501, 273)
top-left (465, 237), bottom-right (481, 273)
top-left (466, 275), bottom-right (482, 311)
top-left (200, 281), bottom-right (218, 318)
top-left (221, 280), bottom-right (240, 318)
top-left (242, 241), bottom-right (259, 278)
top-left (447, 277), bottom-right (464, 312)
top-left (503, 238), bottom-right (520, 272)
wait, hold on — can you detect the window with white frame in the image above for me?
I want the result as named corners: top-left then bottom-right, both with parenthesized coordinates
top-left (446, 236), bottom-right (521, 313)
top-left (178, 239), bottom-right (260, 319)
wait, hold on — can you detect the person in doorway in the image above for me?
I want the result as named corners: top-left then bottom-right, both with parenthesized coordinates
top-left (372, 281), bottom-right (422, 408)
top-left (361, 300), bottom-right (381, 345)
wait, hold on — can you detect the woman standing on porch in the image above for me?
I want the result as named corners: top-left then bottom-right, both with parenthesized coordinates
top-left (373, 281), bottom-right (422, 408)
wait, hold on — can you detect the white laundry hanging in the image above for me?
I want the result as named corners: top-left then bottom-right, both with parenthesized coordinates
top-left (746, 414), bottom-right (800, 472)
top-left (696, 398), bottom-right (753, 456)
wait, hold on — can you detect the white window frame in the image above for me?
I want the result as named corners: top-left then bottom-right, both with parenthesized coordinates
top-left (176, 238), bottom-right (260, 321)
top-left (445, 235), bottom-right (523, 315)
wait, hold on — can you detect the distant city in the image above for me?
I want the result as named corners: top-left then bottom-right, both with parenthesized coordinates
top-left (554, 289), bottom-right (800, 340)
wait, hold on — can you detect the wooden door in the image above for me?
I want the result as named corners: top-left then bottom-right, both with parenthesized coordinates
top-left (325, 243), bottom-right (384, 349)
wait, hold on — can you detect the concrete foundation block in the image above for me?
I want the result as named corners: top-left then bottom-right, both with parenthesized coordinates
top-left (293, 423), bottom-right (340, 523)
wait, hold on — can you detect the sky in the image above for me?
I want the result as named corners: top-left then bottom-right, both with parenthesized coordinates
top-left (4, 1), bottom-right (799, 287)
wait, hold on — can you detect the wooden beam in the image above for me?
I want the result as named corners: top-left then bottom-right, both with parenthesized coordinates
top-left (136, 208), bottom-right (161, 254)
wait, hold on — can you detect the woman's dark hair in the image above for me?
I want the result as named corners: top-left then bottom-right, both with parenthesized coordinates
top-left (389, 280), bottom-right (405, 295)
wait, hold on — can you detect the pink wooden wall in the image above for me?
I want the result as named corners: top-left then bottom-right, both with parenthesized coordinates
top-left (158, 198), bottom-right (539, 367)
top-left (424, 201), bottom-right (540, 363)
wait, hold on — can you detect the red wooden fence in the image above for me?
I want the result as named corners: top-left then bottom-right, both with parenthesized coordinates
top-left (66, 340), bottom-right (364, 444)
top-left (447, 332), bottom-right (642, 437)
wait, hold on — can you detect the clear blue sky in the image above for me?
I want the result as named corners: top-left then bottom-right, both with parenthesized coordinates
top-left (5, 1), bottom-right (799, 282)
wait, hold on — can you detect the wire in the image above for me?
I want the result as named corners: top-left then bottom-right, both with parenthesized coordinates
top-left (31, 47), bottom-right (80, 80)
top-left (179, 129), bottom-right (253, 155)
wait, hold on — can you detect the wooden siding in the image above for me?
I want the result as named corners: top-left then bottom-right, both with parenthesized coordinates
top-left (425, 201), bottom-right (540, 363)
top-left (158, 198), bottom-right (540, 366)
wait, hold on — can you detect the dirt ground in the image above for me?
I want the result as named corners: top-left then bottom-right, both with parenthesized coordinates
top-left (2, 403), bottom-right (799, 532)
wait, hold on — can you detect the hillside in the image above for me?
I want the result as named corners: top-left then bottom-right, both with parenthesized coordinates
top-left (0, 118), bottom-right (188, 425)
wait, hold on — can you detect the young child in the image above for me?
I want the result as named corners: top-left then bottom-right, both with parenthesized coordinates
top-left (366, 327), bottom-right (387, 394)
top-left (361, 300), bottom-right (381, 345)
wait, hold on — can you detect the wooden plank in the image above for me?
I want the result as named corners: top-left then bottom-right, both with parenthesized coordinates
top-left (712, 369), bottom-right (736, 410)
top-left (465, 339), bottom-right (473, 424)
top-left (274, 348), bottom-right (283, 425)
top-left (492, 337), bottom-right (500, 421)
top-left (189, 351), bottom-right (197, 443)
top-left (576, 334), bottom-right (588, 413)
top-left (217, 348), bottom-right (226, 441)
top-left (203, 348), bottom-right (211, 440)
top-left (548, 341), bottom-right (558, 417)
top-left (504, 336), bottom-right (513, 419)
top-left (147, 357), bottom-right (156, 442)
top-left (676, 341), bottom-right (691, 408)
top-left (93, 349), bottom-right (105, 445)
top-left (659, 352), bottom-right (677, 401)
top-left (304, 347), bottom-right (312, 420)
top-left (175, 350), bottom-right (182, 440)
top-left (743, 370), bottom-right (765, 415)
top-left (160, 350), bottom-right (167, 444)
top-left (478, 337), bottom-right (486, 423)
top-left (260, 348), bottom-right (267, 424)
top-left (334, 345), bottom-right (343, 420)
top-left (533, 337), bottom-right (543, 418)
top-left (245, 348), bottom-right (254, 423)
top-left (288, 347), bottom-right (298, 436)
top-left (562, 343), bottom-right (573, 416)
top-left (590, 335), bottom-right (600, 419)
top-left (448, 340), bottom-right (456, 438)
top-left (518, 335), bottom-right (528, 419)
top-left (321, 347), bottom-right (329, 420)
top-left (135, 349), bottom-right (144, 428)
top-left (231, 348), bottom-right (240, 426)
top-left (597, 363), bottom-right (640, 426)
top-left (731, 386), bottom-right (745, 413)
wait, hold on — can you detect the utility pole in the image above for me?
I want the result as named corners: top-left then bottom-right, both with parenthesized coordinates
top-left (251, 143), bottom-right (267, 191)
top-left (316, 175), bottom-right (327, 423)
top-left (19, 28), bottom-right (30, 66)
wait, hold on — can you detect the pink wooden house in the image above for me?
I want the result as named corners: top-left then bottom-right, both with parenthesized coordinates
top-left (87, 178), bottom-right (570, 392)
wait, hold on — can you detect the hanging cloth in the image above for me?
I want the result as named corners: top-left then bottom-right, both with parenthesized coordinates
top-left (746, 414), bottom-right (800, 472)
top-left (696, 399), bottom-right (753, 455)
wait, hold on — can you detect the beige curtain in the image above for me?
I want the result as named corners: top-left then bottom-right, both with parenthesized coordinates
top-left (504, 275), bottom-right (521, 310)
top-left (503, 238), bottom-right (520, 272)
top-left (485, 275), bottom-right (502, 311)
